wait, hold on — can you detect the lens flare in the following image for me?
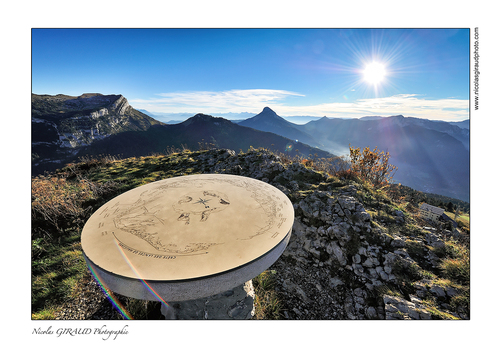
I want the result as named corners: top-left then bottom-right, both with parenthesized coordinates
top-left (85, 237), bottom-right (172, 319)
top-left (86, 262), bottom-right (134, 320)
top-left (112, 238), bottom-right (171, 308)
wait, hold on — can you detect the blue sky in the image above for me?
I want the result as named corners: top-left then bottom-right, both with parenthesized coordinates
top-left (32, 28), bottom-right (470, 121)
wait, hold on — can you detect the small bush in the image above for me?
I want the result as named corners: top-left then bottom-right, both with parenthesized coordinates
top-left (348, 145), bottom-right (397, 188)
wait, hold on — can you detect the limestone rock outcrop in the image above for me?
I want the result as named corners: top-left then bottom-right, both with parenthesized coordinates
top-left (32, 93), bottom-right (161, 175)
top-left (189, 148), bottom-right (469, 320)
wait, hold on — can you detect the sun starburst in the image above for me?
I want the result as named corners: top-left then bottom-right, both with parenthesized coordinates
top-left (363, 62), bottom-right (387, 85)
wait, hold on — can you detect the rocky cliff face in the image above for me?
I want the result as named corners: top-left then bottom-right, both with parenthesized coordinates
top-left (188, 148), bottom-right (469, 320)
top-left (31, 93), bottom-right (162, 175)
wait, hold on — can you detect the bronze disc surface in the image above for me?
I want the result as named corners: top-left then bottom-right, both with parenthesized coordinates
top-left (81, 174), bottom-right (294, 282)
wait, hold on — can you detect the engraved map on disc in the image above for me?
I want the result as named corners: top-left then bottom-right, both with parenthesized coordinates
top-left (81, 174), bottom-right (294, 281)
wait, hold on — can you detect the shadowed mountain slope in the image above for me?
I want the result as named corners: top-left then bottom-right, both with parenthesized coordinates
top-left (77, 113), bottom-right (334, 160)
top-left (239, 107), bottom-right (321, 147)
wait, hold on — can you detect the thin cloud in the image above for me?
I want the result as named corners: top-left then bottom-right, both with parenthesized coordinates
top-left (130, 89), bottom-right (305, 114)
top-left (130, 90), bottom-right (468, 121)
top-left (275, 94), bottom-right (469, 121)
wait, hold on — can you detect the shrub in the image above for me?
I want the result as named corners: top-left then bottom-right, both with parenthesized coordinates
top-left (348, 145), bottom-right (397, 188)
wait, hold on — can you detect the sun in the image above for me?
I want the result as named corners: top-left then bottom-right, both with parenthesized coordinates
top-left (362, 62), bottom-right (387, 85)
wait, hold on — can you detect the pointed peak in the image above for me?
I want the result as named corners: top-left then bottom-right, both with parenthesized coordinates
top-left (256, 106), bottom-right (279, 118)
top-left (315, 116), bottom-right (330, 122)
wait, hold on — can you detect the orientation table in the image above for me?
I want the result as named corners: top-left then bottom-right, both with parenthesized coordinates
top-left (81, 174), bottom-right (294, 319)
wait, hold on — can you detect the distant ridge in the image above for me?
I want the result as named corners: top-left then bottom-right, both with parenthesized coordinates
top-left (298, 115), bottom-right (469, 201)
top-left (239, 111), bottom-right (470, 200)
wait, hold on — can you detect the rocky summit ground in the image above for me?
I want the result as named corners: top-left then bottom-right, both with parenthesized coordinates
top-left (52, 148), bottom-right (469, 320)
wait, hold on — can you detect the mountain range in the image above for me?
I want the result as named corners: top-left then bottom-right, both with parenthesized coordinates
top-left (31, 93), bottom-right (470, 201)
top-left (240, 109), bottom-right (469, 201)
top-left (75, 113), bottom-right (333, 161)
top-left (31, 94), bottom-right (332, 176)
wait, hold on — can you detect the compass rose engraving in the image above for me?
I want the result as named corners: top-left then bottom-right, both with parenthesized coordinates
top-left (194, 197), bottom-right (211, 209)
top-left (173, 190), bottom-right (230, 225)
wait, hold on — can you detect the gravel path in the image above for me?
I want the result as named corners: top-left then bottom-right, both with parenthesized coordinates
top-left (54, 275), bottom-right (121, 320)
top-left (54, 273), bottom-right (164, 320)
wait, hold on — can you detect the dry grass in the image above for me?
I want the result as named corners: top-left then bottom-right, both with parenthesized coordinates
top-left (31, 176), bottom-right (93, 232)
top-left (31, 174), bottom-right (118, 234)
top-left (440, 242), bottom-right (470, 285)
top-left (252, 270), bottom-right (282, 319)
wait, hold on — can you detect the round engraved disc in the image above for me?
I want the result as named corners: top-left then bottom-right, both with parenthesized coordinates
top-left (81, 174), bottom-right (294, 285)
